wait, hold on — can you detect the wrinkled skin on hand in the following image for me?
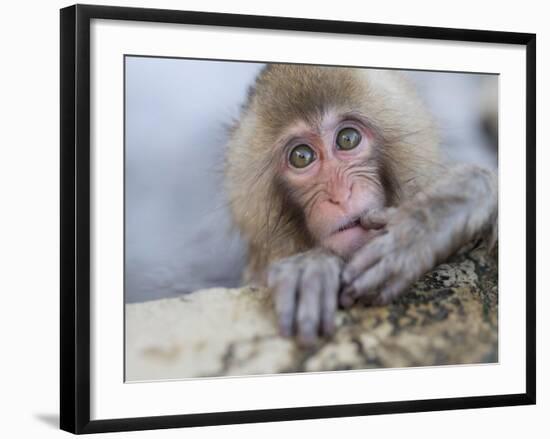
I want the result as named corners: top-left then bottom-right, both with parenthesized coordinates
top-left (340, 204), bottom-right (438, 307)
top-left (340, 165), bottom-right (497, 308)
top-left (267, 249), bottom-right (343, 346)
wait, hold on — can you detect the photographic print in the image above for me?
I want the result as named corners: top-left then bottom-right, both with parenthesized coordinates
top-left (60, 5), bottom-right (535, 432)
top-left (124, 57), bottom-right (499, 381)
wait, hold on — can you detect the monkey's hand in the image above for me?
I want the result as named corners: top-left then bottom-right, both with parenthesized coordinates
top-left (267, 249), bottom-right (343, 346)
top-left (340, 164), bottom-right (498, 308)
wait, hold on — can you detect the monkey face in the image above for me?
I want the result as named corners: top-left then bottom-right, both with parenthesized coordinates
top-left (279, 112), bottom-right (386, 258)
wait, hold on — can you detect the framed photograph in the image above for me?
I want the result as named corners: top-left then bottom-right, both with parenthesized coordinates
top-left (60, 4), bottom-right (536, 434)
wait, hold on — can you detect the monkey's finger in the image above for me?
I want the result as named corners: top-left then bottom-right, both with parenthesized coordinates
top-left (360, 207), bottom-right (397, 229)
top-left (268, 269), bottom-right (300, 337)
top-left (320, 265), bottom-right (340, 336)
top-left (297, 265), bottom-right (323, 346)
top-left (342, 261), bottom-right (393, 305)
top-left (340, 281), bottom-right (378, 308)
top-left (358, 292), bottom-right (380, 307)
top-left (341, 239), bottom-right (387, 284)
top-left (372, 277), bottom-right (410, 306)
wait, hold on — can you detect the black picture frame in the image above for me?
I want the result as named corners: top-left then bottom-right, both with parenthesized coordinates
top-left (60, 3), bottom-right (536, 434)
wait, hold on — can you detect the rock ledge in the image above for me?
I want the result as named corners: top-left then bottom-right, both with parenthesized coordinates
top-left (126, 245), bottom-right (497, 381)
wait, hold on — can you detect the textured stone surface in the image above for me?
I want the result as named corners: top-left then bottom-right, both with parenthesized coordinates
top-left (125, 244), bottom-right (497, 381)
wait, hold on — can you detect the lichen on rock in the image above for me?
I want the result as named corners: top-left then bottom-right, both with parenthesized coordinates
top-left (125, 244), bottom-right (497, 381)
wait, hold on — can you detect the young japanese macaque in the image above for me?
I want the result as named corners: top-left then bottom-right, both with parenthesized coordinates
top-left (224, 65), bottom-right (498, 346)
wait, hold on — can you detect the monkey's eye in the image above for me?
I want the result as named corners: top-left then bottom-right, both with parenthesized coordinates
top-left (289, 144), bottom-right (316, 168)
top-left (336, 127), bottom-right (362, 150)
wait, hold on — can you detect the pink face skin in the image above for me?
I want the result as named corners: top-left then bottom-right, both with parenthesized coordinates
top-left (279, 112), bottom-right (386, 259)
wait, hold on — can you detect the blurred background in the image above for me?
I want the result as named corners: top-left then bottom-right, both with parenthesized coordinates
top-left (125, 57), bottom-right (497, 303)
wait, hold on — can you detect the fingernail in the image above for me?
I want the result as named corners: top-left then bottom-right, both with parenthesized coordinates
top-left (323, 321), bottom-right (335, 336)
top-left (372, 296), bottom-right (388, 307)
top-left (298, 320), bottom-right (318, 346)
top-left (279, 318), bottom-right (293, 337)
top-left (299, 333), bottom-right (317, 348)
top-left (341, 269), bottom-right (352, 284)
top-left (340, 293), bottom-right (354, 309)
top-left (342, 285), bottom-right (354, 296)
top-left (280, 326), bottom-right (291, 337)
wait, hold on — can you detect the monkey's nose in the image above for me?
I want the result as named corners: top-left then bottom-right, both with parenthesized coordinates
top-left (328, 196), bottom-right (349, 206)
top-left (328, 184), bottom-right (352, 206)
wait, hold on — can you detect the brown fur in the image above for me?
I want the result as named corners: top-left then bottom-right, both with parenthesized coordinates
top-left (224, 64), bottom-right (441, 283)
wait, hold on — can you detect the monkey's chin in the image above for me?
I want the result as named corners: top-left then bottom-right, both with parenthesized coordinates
top-left (321, 226), bottom-right (374, 259)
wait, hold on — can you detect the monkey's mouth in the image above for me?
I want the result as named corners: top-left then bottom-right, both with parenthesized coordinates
top-left (322, 216), bottom-right (370, 257)
top-left (335, 217), bottom-right (362, 234)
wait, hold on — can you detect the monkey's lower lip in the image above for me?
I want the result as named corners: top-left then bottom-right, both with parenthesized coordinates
top-left (335, 218), bottom-right (361, 234)
top-left (322, 221), bottom-right (370, 257)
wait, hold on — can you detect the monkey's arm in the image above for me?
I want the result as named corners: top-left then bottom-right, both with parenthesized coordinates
top-left (267, 249), bottom-right (343, 346)
top-left (340, 163), bottom-right (498, 307)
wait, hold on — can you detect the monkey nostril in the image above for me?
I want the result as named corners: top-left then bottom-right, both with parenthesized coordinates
top-left (328, 194), bottom-right (341, 205)
top-left (328, 184), bottom-right (352, 205)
